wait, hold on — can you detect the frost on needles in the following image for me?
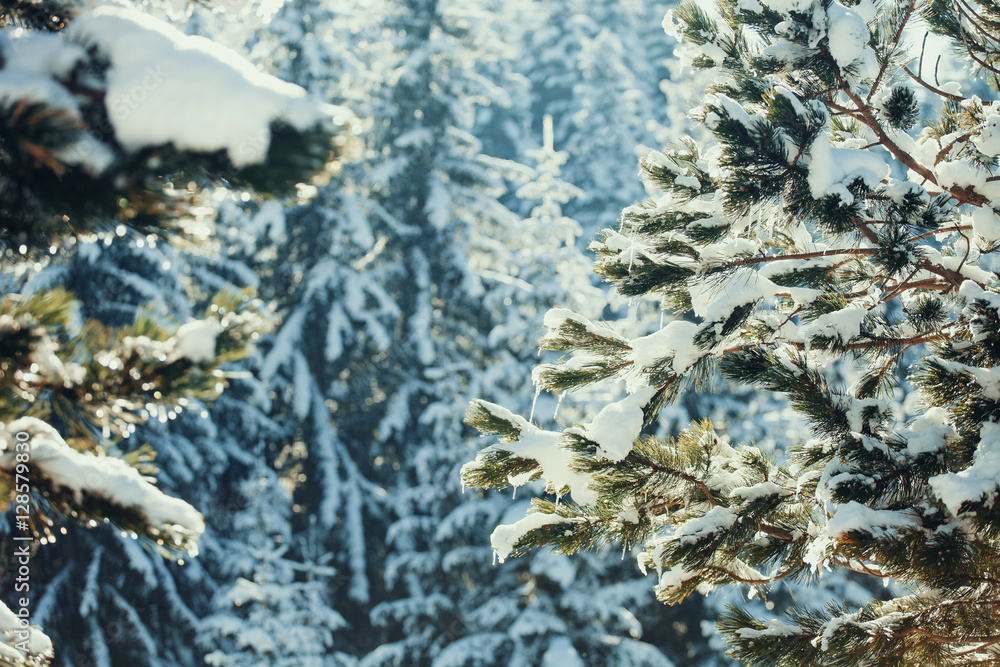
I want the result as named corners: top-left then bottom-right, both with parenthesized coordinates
top-left (464, 0), bottom-right (1000, 664)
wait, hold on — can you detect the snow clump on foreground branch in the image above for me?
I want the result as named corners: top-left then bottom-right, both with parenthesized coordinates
top-left (0, 418), bottom-right (205, 554)
top-left (0, 4), bottom-right (355, 180)
top-left (65, 6), bottom-right (350, 166)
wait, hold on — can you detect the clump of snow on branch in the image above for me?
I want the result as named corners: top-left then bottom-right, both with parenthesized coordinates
top-left (0, 599), bottom-right (51, 667)
top-left (0, 418), bottom-right (205, 552)
top-left (491, 512), bottom-right (576, 564)
top-left (463, 401), bottom-right (599, 505)
top-left (66, 6), bottom-right (350, 166)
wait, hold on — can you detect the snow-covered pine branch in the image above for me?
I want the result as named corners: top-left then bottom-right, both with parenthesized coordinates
top-left (0, 1), bottom-right (357, 663)
top-left (0, 418), bottom-right (205, 555)
top-left (0, 3), bottom-right (356, 252)
top-left (0, 598), bottom-right (51, 667)
top-left (464, 0), bottom-right (1000, 663)
top-left (0, 288), bottom-right (270, 553)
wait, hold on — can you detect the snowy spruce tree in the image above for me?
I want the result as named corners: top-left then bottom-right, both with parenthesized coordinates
top-left (464, 0), bottom-right (1000, 664)
top-left (403, 115), bottom-right (693, 667)
top-left (209, 0), bottom-right (396, 656)
top-left (0, 1), bottom-right (351, 664)
top-left (489, 0), bottom-right (673, 237)
top-left (199, 461), bottom-right (350, 667)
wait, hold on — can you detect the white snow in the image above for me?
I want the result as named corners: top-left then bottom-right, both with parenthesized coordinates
top-left (0, 40), bottom-right (80, 113)
top-left (709, 93), bottom-right (766, 131)
top-left (729, 480), bottom-right (791, 501)
top-left (902, 407), bottom-right (954, 456)
top-left (0, 598), bottom-right (52, 663)
top-left (491, 512), bottom-right (574, 563)
top-left (654, 563), bottom-right (699, 594)
top-left (578, 386), bottom-right (657, 462)
top-left (467, 401), bottom-right (598, 504)
top-left (841, 396), bottom-right (884, 433)
top-left (675, 174), bottom-right (701, 188)
top-left (66, 6), bottom-right (350, 167)
top-left (173, 318), bottom-right (223, 364)
top-left (804, 501), bottom-right (919, 568)
top-left (882, 177), bottom-right (927, 204)
top-left (825, 3), bottom-right (871, 71)
top-left (801, 303), bottom-right (868, 345)
top-left (529, 550), bottom-right (577, 588)
top-left (675, 506), bottom-right (737, 545)
top-left (542, 636), bottom-right (584, 667)
top-left (806, 134), bottom-right (889, 205)
top-left (972, 206), bottom-right (1000, 242)
top-left (698, 238), bottom-right (761, 266)
top-left (688, 268), bottom-right (772, 323)
top-left (935, 159), bottom-right (989, 191)
top-left (688, 265), bottom-right (818, 335)
top-left (757, 254), bottom-right (840, 280)
top-left (0, 29), bottom-right (84, 78)
top-left (26, 332), bottom-right (65, 379)
top-left (923, 247), bottom-right (996, 287)
top-left (699, 41), bottom-right (729, 66)
top-left (930, 421), bottom-right (1000, 515)
top-left (735, 619), bottom-right (803, 638)
top-left (974, 113), bottom-right (1000, 156)
top-left (124, 317), bottom-right (224, 365)
top-left (617, 503), bottom-right (641, 524)
top-left (764, 0), bottom-right (816, 13)
top-left (0, 418), bottom-right (205, 551)
top-left (961, 279), bottom-right (987, 302)
top-left (629, 320), bottom-right (702, 380)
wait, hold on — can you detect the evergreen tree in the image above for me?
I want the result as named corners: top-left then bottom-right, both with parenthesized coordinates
top-left (199, 461), bottom-right (350, 667)
top-left (207, 1), bottom-right (396, 656)
top-left (236, 1), bottom-right (735, 663)
top-left (464, 0), bottom-right (1000, 664)
top-left (0, 1), bottom-right (350, 663)
top-left (514, 0), bottom-right (673, 236)
top-left (369, 112), bottom-right (688, 666)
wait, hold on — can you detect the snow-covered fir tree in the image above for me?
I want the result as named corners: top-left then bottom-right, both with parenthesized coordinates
top-left (235, 168), bottom-right (399, 653)
top-left (465, 0), bottom-right (1000, 664)
top-left (369, 110), bottom-right (690, 666)
top-left (511, 0), bottom-right (673, 236)
top-left (200, 459), bottom-right (350, 666)
top-left (351, 3), bottom-right (701, 651)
